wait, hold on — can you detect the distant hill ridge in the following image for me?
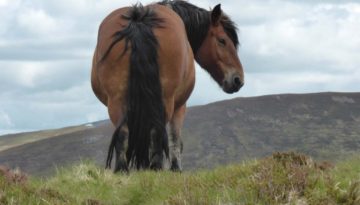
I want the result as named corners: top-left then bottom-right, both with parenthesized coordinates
top-left (0, 92), bottom-right (359, 176)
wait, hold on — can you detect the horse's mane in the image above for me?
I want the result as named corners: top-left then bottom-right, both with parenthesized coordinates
top-left (158, 0), bottom-right (239, 54)
top-left (158, 0), bottom-right (210, 54)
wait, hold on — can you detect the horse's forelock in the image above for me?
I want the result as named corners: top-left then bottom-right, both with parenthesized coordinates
top-left (220, 15), bottom-right (239, 49)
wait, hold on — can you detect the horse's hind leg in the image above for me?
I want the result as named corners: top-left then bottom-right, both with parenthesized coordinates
top-left (170, 105), bottom-right (186, 171)
top-left (149, 128), bottom-right (165, 170)
top-left (114, 124), bottom-right (129, 172)
top-left (107, 99), bottom-right (129, 173)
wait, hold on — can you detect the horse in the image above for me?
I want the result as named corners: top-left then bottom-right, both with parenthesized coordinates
top-left (91, 0), bottom-right (244, 172)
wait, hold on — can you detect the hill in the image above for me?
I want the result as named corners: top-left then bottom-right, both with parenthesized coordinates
top-left (0, 92), bottom-right (360, 175)
top-left (1, 153), bottom-right (359, 205)
top-left (183, 92), bottom-right (360, 168)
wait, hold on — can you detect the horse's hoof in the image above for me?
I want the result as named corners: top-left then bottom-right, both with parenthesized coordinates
top-left (150, 152), bottom-right (164, 171)
top-left (170, 161), bottom-right (182, 172)
top-left (150, 161), bottom-right (163, 171)
top-left (114, 161), bottom-right (129, 173)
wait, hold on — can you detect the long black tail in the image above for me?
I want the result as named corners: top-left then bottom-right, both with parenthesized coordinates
top-left (104, 4), bottom-right (169, 169)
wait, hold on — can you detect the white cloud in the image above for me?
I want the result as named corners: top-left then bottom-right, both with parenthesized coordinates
top-left (17, 65), bottom-right (46, 87)
top-left (240, 1), bottom-right (360, 74)
top-left (0, 0), bottom-right (8, 7)
top-left (0, 80), bottom-right (108, 134)
top-left (17, 8), bottom-right (60, 36)
top-left (0, 110), bottom-right (13, 127)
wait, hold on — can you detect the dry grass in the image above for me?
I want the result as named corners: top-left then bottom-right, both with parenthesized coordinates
top-left (0, 153), bottom-right (359, 205)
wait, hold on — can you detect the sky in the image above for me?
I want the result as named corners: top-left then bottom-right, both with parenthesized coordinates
top-left (0, 0), bottom-right (359, 135)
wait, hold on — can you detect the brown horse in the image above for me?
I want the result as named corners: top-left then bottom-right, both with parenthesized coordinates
top-left (91, 0), bottom-right (244, 172)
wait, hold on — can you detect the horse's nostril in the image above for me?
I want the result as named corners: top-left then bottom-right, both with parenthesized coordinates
top-left (233, 76), bottom-right (241, 86)
top-left (232, 75), bottom-right (244, 90)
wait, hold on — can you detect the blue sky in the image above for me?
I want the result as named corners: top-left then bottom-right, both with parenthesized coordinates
top-left (0, 0), bottom-right (360, 135)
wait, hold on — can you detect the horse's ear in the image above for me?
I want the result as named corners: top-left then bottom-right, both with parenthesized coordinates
top-left (211, 4), bottom-right (222, 26)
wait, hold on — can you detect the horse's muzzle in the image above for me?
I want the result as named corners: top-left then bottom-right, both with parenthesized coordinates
top-left (222, 75), bottom-right (244, 94)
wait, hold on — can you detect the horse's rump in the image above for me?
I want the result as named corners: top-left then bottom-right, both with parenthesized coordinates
top-left (99, 4), bottom-right (184, 169)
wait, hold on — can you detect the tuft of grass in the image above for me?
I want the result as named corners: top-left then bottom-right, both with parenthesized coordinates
top-left (0, 153), bottom-right (359, 205)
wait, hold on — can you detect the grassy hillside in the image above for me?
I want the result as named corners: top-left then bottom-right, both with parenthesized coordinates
top-left (182, 92), bottom-right (360, 169)
top-left (1, 153), bottom-right (359, 205)
top-left (0, 124), bottom-right (93, 152)
top-left (1, 92), bottom-right (360, 176)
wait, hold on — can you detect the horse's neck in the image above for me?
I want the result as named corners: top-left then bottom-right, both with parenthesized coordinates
top-left (158, 1), bottom-right (210, 55)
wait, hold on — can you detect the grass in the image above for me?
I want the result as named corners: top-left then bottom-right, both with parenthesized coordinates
top-left (0, 152), bottom-right (359, 205)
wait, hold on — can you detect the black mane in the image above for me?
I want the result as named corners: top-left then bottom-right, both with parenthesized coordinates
top-left (158, 0), bottom-right (210, 54)
top-left (158, 0), bottom-right (239, 54)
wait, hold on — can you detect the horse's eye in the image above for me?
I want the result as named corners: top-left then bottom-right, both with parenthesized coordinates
top-left (217, 38), bottom-right (226, 46)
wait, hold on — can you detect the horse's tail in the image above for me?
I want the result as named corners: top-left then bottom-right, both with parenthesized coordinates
top-left (104, 4), bottom-right (169, 169)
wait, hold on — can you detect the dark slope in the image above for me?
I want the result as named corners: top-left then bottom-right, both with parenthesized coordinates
top-left (0, 92), bottom-right (359, 175)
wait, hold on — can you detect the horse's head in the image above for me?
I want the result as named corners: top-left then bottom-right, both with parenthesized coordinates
top-left (195, 4), bottom-right (244, 94)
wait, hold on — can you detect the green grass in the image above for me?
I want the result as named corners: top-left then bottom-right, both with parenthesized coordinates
top-left (1, 153), bottom-right (359, 205)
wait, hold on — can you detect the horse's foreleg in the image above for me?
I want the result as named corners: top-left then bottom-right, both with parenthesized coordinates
top-left (170, 105), bottom-right (186, 171)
